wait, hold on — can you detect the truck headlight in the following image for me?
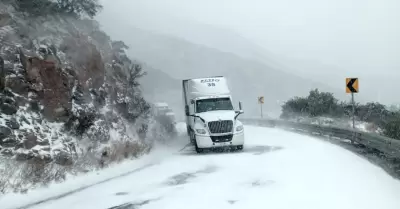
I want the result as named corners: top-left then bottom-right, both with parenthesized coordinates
top-left (196, 129), bottom-right (207, 134)
top-left (236, 125), bottom-right (243, 132)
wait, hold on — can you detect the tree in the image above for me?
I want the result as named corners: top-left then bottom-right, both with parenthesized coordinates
top-left (280, 96), bottom-right (309, 119)
top-left (14, 0), bottom-right (102, 18)
top-left (14, 0), bottom-right (58, 16)
top-left (128, 64), bottom-right (147, 88)
top-left (280, 89), bottom-right (341, 118)
top-left (306, 89), bottom-right (339, 117)
top-left (56, 0), bottom-right (103, 18)
top-left (382, 112), bottom-right (400, 140)
top-left (356, 102), bottom-right (389, 126)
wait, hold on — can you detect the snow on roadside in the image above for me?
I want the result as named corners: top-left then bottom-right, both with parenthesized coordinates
top-left (294, 116), bottom-right (381, 134)
top-left (0, 121), bottom-right (188, 209)
top-left (0, 144), bottom-right (179, 209)
top-left (4, 125), bottom-right (400, 209)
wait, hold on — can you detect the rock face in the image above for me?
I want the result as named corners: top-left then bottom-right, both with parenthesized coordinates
top-left (0, 56), bottom-right (4, 91)
top-left (0, 4), bottom-right (152, 165)
top-left (0, 125), bottom-right (11, 141)
top-left (26, 57), bottom-right (72, 121)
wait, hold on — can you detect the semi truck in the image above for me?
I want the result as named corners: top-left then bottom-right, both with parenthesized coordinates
top-left (151, 102), bottom-right (177, 136)
top-left (182, 76), bottom-right (244, 153)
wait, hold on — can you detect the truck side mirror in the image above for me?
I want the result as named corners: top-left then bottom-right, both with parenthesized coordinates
top-left (190, 99), bottom-right (195, 104)
top-left (235, 101), bottom-right (244, 116)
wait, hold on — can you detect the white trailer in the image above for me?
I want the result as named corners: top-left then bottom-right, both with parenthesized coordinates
top-left (182, 76), bottom-right (244, 153)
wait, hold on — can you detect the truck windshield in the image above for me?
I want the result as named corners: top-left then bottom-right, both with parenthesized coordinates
top-left (196, 98), bottom-right (234, 113)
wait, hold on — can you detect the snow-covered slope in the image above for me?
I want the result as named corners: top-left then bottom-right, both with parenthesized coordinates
top-left (2, 125), bottom-right (400, 209)
top-left (0, 2), bottom-right (163, 194)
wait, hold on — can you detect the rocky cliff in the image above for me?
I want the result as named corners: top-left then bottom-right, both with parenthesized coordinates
top-left (0, 2), bottom-right (157, 193)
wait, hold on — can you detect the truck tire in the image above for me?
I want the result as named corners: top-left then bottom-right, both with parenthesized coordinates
top-left (189, 129), bottom-right (196, 144)
top-left (195, 144), bottom-right (204, 153)
top-left (189, 129), bottom-right (203, 153)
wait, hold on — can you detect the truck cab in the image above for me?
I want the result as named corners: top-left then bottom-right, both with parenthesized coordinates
top-left (182, 76), bottom-right (244, 153)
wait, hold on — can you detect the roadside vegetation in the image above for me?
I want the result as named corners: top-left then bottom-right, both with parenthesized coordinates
top-left (281, 89), bottom-right (400, 140)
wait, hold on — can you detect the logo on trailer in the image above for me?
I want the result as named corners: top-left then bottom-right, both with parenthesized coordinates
top-left (200, 78), bottom-right (220, 83)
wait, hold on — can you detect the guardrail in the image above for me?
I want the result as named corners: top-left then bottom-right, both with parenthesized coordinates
top-left (241, 118), bottom-right (400, 159)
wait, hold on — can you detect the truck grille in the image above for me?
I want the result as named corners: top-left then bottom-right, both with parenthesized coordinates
top-left (210, 134), bottom-right (233, 143)
top-left (208, 120), bottom-right (233, 134)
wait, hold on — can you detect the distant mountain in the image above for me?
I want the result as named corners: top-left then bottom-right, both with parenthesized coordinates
top-left (97, 11), bottom-right (272, 63)
top-left (115, 27), bottom-right (346, 118)
top-left (97, 11), bottom-right (375, 108)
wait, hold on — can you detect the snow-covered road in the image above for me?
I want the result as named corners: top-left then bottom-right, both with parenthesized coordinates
top-left (2, 125), bottom-right (400, 209)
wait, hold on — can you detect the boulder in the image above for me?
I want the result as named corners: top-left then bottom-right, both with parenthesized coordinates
top-left (15, 150), bottom-right (34, 161)
top-left (23, 133), bottom-right (38, 149)
top-left (54, 150), bottom-right (73, 166)
top-left (0, 13), bottom-right (12, 27)
top-left (29, 100), bottom-right (40, 112)
top-left (37, 138), bottom-right (50, 146)
top-left (0, 103), bottom-right (17, 115)
top-left (5, 76), bottom-right (30, 96)
top-left (0, 125), bottom-right (12, 140)
top-left (0, 148), bottom-right (13, 156)
top-left (0, 96), bottom-right (18, 115)
top-left (3, 88), bottom-right (15, 97)
top-left (0, 56), bottom-right (4, 91)
top-left (6, 117), bottom-right (20, 129)
top-left (1, 136), bottom-right (19, 147)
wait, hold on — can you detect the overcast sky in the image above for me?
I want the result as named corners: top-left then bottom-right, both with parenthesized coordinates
top-left (100, 0), bottom-right (399, 75)
top-left (98, 0), bottom-right (400, 104)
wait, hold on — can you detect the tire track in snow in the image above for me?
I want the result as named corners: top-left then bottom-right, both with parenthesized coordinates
top-left (14, 163), bottom-right (157, 209)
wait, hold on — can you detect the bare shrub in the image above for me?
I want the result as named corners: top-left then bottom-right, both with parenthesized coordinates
top-left (0, 157), bottom-right (69, 194)
top-left (103, 140), bottom-right (148, 166)
top-left (71, 150), bottom-right (102, 174)
top-left (0, 158), bottom-right (15, 193)
top-left (0, 139), bottom-right (150, 194)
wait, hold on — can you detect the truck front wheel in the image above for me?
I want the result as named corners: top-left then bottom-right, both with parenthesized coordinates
top-left (189, 129), bottom-right (203, 153)
top-left (195, 142), bottom-right (204, 153)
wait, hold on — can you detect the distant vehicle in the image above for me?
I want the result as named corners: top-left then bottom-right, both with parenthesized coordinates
top-left (182, 76), bottom-right (244, 153)
top-left (152, 102), bottom-right (177, 136)
top-left (153, 102), bottom-right (170, 116)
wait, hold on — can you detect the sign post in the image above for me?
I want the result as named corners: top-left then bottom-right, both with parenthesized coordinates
top-left (258, 96), bottom-right (264, 118)
top-left (346, 78), bottom-right (359, 144)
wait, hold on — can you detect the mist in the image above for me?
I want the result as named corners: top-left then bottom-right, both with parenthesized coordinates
top-left (96, 0), bottom-right (400, 112)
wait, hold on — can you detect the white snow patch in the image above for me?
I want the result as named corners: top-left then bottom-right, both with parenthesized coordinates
top-left (2, 126), bottom-right (400, 209)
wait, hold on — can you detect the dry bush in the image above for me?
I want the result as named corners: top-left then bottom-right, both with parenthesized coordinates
top-left (0, 158), bottom-right (15, 194)
top-left (104, 140), bottom-right (148, 166)
top-left (0, 140), bottom-right (151, 194)
top-left (0, 157), bottom-right (69, 194)
top-left (71, 150), bottom-right (102, 174)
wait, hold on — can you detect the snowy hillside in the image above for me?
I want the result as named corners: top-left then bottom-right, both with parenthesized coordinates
top-left (0, 1), bottom-right (167, 193)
